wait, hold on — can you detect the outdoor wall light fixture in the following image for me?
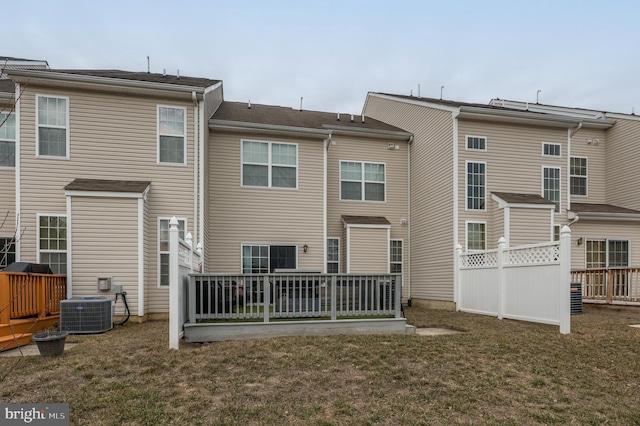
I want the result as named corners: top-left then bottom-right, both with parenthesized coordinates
top-left (303, 244), bottom-right (308, 253)
top-left (577, 237), bottom-right (584, 246)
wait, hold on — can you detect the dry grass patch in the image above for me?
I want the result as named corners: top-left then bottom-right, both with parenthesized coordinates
top-left (1, 305), bottom-right (639, 425)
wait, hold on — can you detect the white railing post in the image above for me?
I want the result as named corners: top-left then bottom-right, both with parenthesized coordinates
top-left (395, 274), bottom-right (402, 318)
top-left (454, 244), bottom-right (462, 310)
top-left (559, 226), bottom-right (571, 334)
top-left (263, 275), bottom-right (270, 323)
top-left (196, 242), bottom-right (203, 273)
top-left (330, 276), bottom-right (337, 320)
top-left (186, 232), bottom-right (193, 272)
top-left (497, 237), bottom-right (506, 320)
top-left (169, 216), bottom-right (180, 350)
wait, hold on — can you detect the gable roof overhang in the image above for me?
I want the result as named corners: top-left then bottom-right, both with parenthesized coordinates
top-left (5, 69), bottom-right (220, 101)
top-left (568, 203), bottom-right (640, 221)
top-left (64, 178), bottom-right (151, 199)
top-left (491, 192), bottom-right (556, 209)
top-left (342, 215), bottom-right (391, 228)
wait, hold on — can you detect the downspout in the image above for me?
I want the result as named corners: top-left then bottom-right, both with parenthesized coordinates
top-left (14, 83), bottom-right (21, 261)
top-left (323, 131), bottom-right (332, 273)
top-left (197, 97), bottom-right (206, 260)
top-left (567, 122), bottom-right (582, 213)
top-left (452, 110), bottom-right (460, 305)
top-left (191, 91), bottom-right (199, 252)
top-left (407, 135), bottom-right (413, 306)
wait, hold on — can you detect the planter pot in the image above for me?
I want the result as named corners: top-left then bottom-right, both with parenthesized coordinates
top-left (32, 331), bottom-right (69, 357)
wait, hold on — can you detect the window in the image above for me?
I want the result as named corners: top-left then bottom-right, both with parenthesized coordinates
top-left (159, 218), bottom-right (186, 287)
top-left (0, 113), bottom-right (15, 167)
top-left (0, 238), bottom-right (16, 268)
top-left (586, 239), bottom-right (629, 268)
top-left (543, 167), bottom-right (561, 213)
top-left (37, 96), bottom-right (68, 158)
top-left (466, 162), bottom-right (486, 210)
top-left (390, 240), bottom-right (402, 273)
top-left (158, 106), bottom-right (186, 164)
top-left (242, 140), bottom-right (297, 188)
top-left (340, 161), bottom-right (385, 201)
top-left (466, 136), bottom-right (486, 151)
top-left (242, 245), bottom-right (297, 273)
top-left (327, 238), bottom-right (339, 273)
top-left (466, 222), bottom-right (486, 251)
top-left (543, 143), bottom-right (561, 157)
top-left (553, 225), bottom-right (561, 242)
top-left (39, 215), bottom-right (67, 274)
top-left (570, 157), bottom-right (587, 196)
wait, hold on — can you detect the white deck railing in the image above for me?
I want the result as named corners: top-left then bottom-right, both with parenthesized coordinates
top-left (188, 273), bottom-right (402, 323)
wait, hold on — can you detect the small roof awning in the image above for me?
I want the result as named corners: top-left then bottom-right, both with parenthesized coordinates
top-left (492, 192), bottom-right (555, 209)
top-left (342, 215), bottom-right (391, 227)
top-left (569, 203), bottom-right (640, 221)
top-left (64, 178), bottom-right (151, 198)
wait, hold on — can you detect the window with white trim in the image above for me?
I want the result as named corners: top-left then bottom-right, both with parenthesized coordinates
top-left (390, 240), bottom-right (402, 273)
top-left (466, 162), bottom-right (486, 210)
top-left (158, 106), bottom-right (186, 164)
top-left (467, 222), bottom-right (486, 251)
top-left (340, 161), bottom-right (385, 201)
top-left (159, 218), bottom-right (186, 287)
top-left (327, 238), bottom-right (339, 273)
top-left (570, 157), bottom-right (587, 196)
top-left (543, 143), bottom-right (561, 157)
top-left (543, 167), bottom-right (561, 213)
top-left (466, 136), bottom-right (486, 151)
top-left (37, 96), bottom-right (68, 158)
top-left (0, 113), bottom-right (15, 167)
top-left (242, 245), bottom-right (296, 273)
top-left (586, 239), bottom-right (629, 268)
top-left (553, 225), bottom-right (561, 242)
top-left (0, 237), bottom-right (16, 268)
top-left (39, 215), bottom-right (67, 274)
top-left (242, 140), bottom-right (297, 188)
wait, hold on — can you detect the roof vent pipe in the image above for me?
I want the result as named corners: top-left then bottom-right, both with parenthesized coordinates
top-left (440, 85), bottom-right (444, 100)
top-left (177, 69), bottom-right (180, 79)
top-left (248, 100), bottom-right (251, 109)
top-left (336, 113), bottom-right (340, 121)
top-left (163, 69), bottom-right (166, 77)
top-left (418, 84), bottom-right (421, 98)
top-left (147, 56), bottom-right (150, 73)
top-left (350, 114), bottom-right (354, 123)
top-left (633, 107), bottom-right (635, 115)
top-left (536, 89), bottom-right (541, 104)
top-left (361, 114), bottom-right (365, 123)
top-left (300, 97), bottom-right (303, 111)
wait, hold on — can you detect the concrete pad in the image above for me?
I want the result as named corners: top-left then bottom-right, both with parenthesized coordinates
top-left (415, 328), bottom-right (461, 336)
top-left (629, 324), bottom-right (640, 328)
top-left (0, 343), bottom-right (77, 357)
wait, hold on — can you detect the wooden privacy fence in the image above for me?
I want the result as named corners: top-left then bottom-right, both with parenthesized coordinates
top-left (455, 226), bottom-right (571, 334)
top-left (571, 268), bottom-right (640, 304)
top-left (0, 272), bottom-right (67, 324)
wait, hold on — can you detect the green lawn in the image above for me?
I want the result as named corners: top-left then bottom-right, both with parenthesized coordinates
top-left (1, 305), bottom-right (639, 425)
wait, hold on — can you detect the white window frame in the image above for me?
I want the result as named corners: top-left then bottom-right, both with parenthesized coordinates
top-left (327, 237), bottom-right (340, 274)
top-left (570, 156), bottom-right (588, 197)
top-left (157, 105), bottom-right (187, 166)
top-left (465, 161), bottom-right (487, 211)
top-left (542, 143), bottom-right (561, 158)
top-left (390, 239), bottom-right (403, 274)
top-left (542, 166), bottom-right (561, 213)
top-left (36, 94), bottom-right (70, 159)
top-left (339, 160), bottom-right (386, 202)
top-left (553, 225), bottom-right (561, 242)
top-left (466, 221), bottom-right (487, 251)
top-left (158, 217), bottom-right (187, 288)
top-left (241, 243), bottom-right (299, 274)
top-left (466, 135), bottom-right (487, 151)
top-left (585, 238), bottom-right (629, 269)
top-left (241, 139), bottom-right (299, 189)
top-left (0, 112), bottom-right (16, 168)
top-left (37, 213), bottom-right (68, 274)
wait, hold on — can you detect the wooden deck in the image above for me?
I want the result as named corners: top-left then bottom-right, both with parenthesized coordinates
top-left (0, 272), bottom-right (67, 351)
top-left (572, 268), bottom-right (640, 305)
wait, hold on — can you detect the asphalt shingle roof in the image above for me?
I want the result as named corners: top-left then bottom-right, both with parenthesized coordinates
top-left (492, 192), bottom-right (555, 205)
top-left (65, 178), bottom-right (151, 193)
top-left (570, 203), bottom-right (640, 215)
top-left (342, 215), bottom-right (391, 225)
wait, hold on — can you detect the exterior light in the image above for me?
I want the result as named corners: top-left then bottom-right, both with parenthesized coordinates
top-left (303, 244), bottom-right (308, 253)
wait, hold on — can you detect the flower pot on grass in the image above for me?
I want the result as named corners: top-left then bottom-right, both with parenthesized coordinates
top-left (32, 330), bottom-right (69, 357)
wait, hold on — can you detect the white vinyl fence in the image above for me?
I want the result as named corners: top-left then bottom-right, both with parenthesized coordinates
top-left (455, 226), bottom-right (571, 334)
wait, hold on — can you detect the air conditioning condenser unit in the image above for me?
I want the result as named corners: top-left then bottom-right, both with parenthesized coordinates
top-left (61, 296), bottom-right (113, 334)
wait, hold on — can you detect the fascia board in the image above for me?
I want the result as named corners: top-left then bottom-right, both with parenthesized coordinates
top-left (209, 119), bottom-right (329, 138)
top-left (367, 93), bottom-right (460, 113)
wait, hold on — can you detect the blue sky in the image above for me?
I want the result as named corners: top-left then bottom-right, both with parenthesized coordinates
top-left (7, 0), bottom-right (640, 114)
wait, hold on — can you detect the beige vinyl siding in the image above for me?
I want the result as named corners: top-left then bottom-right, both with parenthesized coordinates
top-left (508, 207), bottom-right (552, 246)
top-left (18, 84), bottom-right (196, 314)
top-left (604, 118), bottom-right (640, 210)
top-left (491, 199), bottom-right (504, 245)
top-left (208, 131), bottom-right (324, 273)
top-left (0, 169), bottom-right (15, 238)
top-left (347, 227), bottom-right (388, 273)
top-left (569, 128), bottom-right (606, 204)
top-left (202, 86), bottom-right (223, 262)
top-left (365, 96), bottom-right (453, 302)
top-left (459, 120), bottom-right (567, 252)
top-left (71, 196), bottom-right (139, 315)
top-left (327, 134), bottom-right (408, 295)
top-left (570, 220), bottom-right (640, 269)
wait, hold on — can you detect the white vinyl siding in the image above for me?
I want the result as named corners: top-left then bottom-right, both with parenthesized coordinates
top-left (542, 143), bottom-right (561, 157)
top-left (242, 140), bottom-right (298, 188)
top-left (327, 238), bottom-right (339, 273)
top-left (466, 221), bottom-right (486, 251)
top-left (570, 157), bottom-right (587, 197)
top-left (38, 215), bottom-right (67, 274)
top-left (543, 167), bottom-right (561, 213)
top-left (340, 161), bottom-right (386, 202)
top-left (36, 95), bottom-right (69, 158)
top-left (158, 218), bottom-right (186, 287)
top-left (466, 135), bottom-right (486, 151)
top-left (158, 106), bottom-right (186, 165)
top-left (0, 113), bottom-right (15, 167)
top-left (466, 161), bottom-right (486, 210)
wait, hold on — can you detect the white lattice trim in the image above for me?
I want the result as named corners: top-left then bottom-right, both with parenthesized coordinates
top-left (505, 243), bottom-right (560, 265)
top-left (460, 250), bottom-right (498, 268)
